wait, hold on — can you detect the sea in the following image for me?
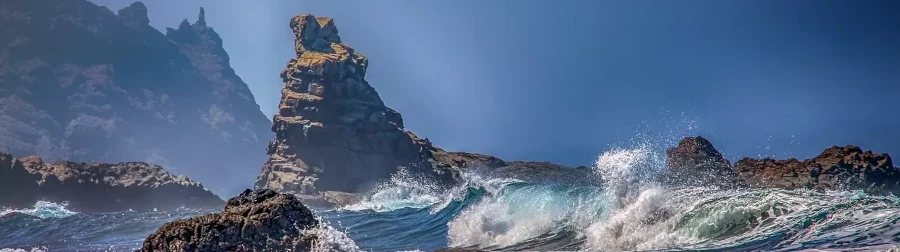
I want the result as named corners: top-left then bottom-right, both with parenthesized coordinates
top-left (3, 140), bottom-right (900, 251)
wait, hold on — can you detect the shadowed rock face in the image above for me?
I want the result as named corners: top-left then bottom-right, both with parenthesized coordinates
top-left (139, 189), bottom-right (319, 252)
top-left (665, 136), bottom-right (740, 186)
top-left (0, 151), bottom-right (223, 212)
top-left (254, 14), bottom-right (451, 196)
top-left (735, 145), bottom-right (900, 191)
top-left (0, 0), bottom-right (271, 196)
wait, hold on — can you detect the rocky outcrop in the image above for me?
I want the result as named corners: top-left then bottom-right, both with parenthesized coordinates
top-left (254, 14), bottom-right (450, 196)
top-left (431, 149), bottom-right (596, 185)
top-left (0, 151), bottom-right (223, 212)
top-left (139, 189), bottom-right (319, 252)
top-left (665, 136), bottom-right (741, 186)
top-left (0, 0), bottom-right (271, 196)
top-left (734, 145), bottom-right (900, 191)
top-left (667, 137), bottom-right (900, 192)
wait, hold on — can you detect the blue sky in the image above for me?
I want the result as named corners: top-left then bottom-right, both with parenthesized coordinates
top-left (92, 0), bottom-right (900, 167)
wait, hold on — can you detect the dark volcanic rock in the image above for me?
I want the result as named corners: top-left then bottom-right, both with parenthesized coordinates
top-left (139, 189), bottom-right (320, 252)
top-left (254, 14), bottom-right (452, 197)
top-left (665, 136), bottom-right (741, 186)
top-left (734, 145), bottom-right (900, 191)
top-left (0, 0), bottom-right (271, 195)
top-left (0, 151), bottom-right (222, 212)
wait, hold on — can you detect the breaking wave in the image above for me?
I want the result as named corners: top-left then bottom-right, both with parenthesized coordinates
top-left (0, 201), bottom-right (77, 219)
top-left (324, 144), bottom-right (900, 251)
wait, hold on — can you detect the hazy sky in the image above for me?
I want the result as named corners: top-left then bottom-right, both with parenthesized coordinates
top-left (91, 0), bottom-right (900, 167)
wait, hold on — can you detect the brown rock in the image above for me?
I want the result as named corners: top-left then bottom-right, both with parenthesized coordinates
top-left (254, 14), bottom-right (450, 198)
top-left (139, 189), bottom-right (319, 252)
top-left (0, 151), bottom-right (223, 212)
top-left (734, 145), bottom-right (900, 191)
top-left (665, 136), bottom-right (741, 186)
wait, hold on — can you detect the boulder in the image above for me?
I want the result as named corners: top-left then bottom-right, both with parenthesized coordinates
top-left (139, 189), bottom-right (319, 252)
top-left (735, 145), bottom-right (900, 191)
top-left (665, 136), bottom-right (741, 186)
top-left (0, 151), bottom-right (223, 212)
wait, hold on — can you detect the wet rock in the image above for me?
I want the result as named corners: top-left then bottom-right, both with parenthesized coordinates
top-left (665, 136), bottom-right (741, 187)
top-left (0, 151), bottom-right (223, 212)
top-left (139, 189), bottom-right (319, 252)
top-left (735, 145), bottom-right (900, 191)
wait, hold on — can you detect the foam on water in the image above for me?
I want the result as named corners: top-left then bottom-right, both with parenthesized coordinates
top-left (0, 201), bottom-right (77, 219)
top-left (333, 138), bottom-right (900, 251)
top-left (342, 168), bottom-right (445, 212)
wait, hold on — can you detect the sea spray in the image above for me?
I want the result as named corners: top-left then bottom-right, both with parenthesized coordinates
top-left (342, 168), bottom-right (445, 212)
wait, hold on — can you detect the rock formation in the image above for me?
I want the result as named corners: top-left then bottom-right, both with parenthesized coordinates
top-left (0, 0), bottom-right (271, 196)
top-left (665, 136), bottom-right (741, 187)
top-left (432, 149), bottom-right (597, 185)
top-left (254, 14), bottom-right (452, 197)
top-left (139, 189), bottom-right (320, 252)
top-left (0, 151), bottom-right (223, 212)
top-left (734, 145), bottom-right (900, 191)
top-left (668, 136), bottom-right (900, 192)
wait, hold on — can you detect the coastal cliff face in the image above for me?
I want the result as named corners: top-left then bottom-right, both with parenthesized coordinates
top-left (254, 14), bottom-right (449, 196)
top-left (668, 136), bottom-right (900, 192)
top-left (0, 0), bottom-right (271, 195)
top-left (0, 151), bottom-right (223, 212)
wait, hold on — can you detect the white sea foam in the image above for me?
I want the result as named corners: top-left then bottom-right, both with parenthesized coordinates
top-left (306, 216), bottom-right (361, 252)
top-left (1, 201), bottom-right (77, 219)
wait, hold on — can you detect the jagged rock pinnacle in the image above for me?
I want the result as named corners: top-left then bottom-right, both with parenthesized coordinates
top-left (290, 14), bottom-right (341, 53)
top-left (196, 7), bottom-right (207, 27)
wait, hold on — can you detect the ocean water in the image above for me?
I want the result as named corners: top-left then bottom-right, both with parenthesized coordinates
top-left (3, 145), bottom-right (900, 251)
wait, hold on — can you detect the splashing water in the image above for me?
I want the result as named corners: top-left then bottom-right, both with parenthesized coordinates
top-left (0, 201), bottom-right (77, 219)
top-left (323, 142), bottom-right (900, 251)
top-left (342, 168), bottom-right (445, 212)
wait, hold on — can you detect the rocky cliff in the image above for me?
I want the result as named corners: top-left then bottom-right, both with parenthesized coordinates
top-left (139, 189), bottom-right (321, 252)
top-left (0, 0), bottom-right (271, 196)
top-left (254, 14), bottom-right (451, 197)
top-left (0, 151), bottom-right (223, 212)
top-left (667, 136), bottom-right (900, 192)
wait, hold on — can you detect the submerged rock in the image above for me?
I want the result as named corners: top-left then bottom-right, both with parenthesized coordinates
top-left (139, 189), bottom-right (319, 252)
top-left (0, 151), bottom-right (222, 212)
top-left (665, 136), bottom-right (741, 187)
top-left (735, 145), bottom-right (900, 191)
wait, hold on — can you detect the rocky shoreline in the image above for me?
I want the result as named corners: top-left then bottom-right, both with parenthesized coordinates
top-left (666, 136), bottom-right (900, 192)
top-left (0, 151), bottom-right (223, 213)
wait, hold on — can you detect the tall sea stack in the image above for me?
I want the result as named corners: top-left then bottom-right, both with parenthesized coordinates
top-left (254, 14), bottom-right (446, 197)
